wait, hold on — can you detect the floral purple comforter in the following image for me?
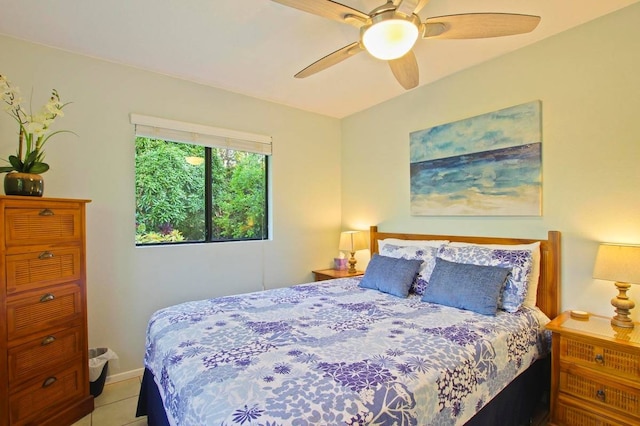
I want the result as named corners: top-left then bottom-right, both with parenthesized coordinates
top-left (144, 277), bottom-right (550, 425)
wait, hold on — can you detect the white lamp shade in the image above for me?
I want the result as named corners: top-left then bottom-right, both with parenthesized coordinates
top-left (362, 18), bottom-right (419, 60)
top-left (339, 231), bottom-right (368, 252)
top-left (593, 243), bottom-right (640, 284)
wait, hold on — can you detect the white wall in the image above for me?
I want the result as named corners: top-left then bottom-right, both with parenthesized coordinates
top-left (0, 36), bottom-right (343, 373)
top-left (342, 4), bottom-right (640, 321)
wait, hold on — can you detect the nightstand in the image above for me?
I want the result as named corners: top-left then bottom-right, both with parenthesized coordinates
top-left (312, 269), bottom-right (364, 282)
top-left (546, 311), bottom-right (640, 425)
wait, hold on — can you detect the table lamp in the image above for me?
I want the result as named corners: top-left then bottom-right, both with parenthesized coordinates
top-left (593, 243), bottom-right (640, 328)
top-left (339, 231), bottom-right (368, 274)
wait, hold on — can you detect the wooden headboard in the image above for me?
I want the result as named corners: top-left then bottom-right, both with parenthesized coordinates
top-left (370, 226), bottom-right (561, 319)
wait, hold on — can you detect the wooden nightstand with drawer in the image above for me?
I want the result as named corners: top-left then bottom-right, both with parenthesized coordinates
top-left (0, 196), bottom-right (93, 426)
top-left (546, 311), bottom-right (640, 426)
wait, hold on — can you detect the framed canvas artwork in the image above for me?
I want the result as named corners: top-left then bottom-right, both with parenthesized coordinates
top-left (410, 101), bottom-right (542, 216)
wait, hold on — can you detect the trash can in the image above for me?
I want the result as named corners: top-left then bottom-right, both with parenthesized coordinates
top-left (89, 348), bottom-right (118, 398)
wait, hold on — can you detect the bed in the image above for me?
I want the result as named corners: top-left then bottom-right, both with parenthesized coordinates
top-left (137, 226), bottom-right (561, 425)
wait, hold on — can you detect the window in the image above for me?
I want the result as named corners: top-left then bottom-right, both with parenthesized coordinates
top-left (131, 114), bottom-right (271, 245)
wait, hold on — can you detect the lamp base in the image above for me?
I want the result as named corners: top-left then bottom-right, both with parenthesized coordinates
top-left (612, 316), bottom-right (634, 328)
top-left (347, 251), bottom-right (358, 274)
top-left (611, 281), bottom-right (635, 329)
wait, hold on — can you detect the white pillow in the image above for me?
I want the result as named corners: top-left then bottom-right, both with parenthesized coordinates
top-left (447, 241), bottom-right (541, 307)
top-left (378, 238), bottom-right (448, 252)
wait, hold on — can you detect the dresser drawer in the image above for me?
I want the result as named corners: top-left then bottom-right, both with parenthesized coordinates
top-left (4, 246), bottom-right (82, 294)
top-left (556, 394), bottom-right (634, 426)
top-left (559, 367), bottom-right (640, 417)
top-left (3, 205), bottom-right (83, 248)
top-left (9, 364), bottom-right (86, 426)
top-left (6, 283), bottom-right (83, 341)
top-left (8, 326), bottom-right (83, 385)
top-left (560, 335), bottom-right (640, 382)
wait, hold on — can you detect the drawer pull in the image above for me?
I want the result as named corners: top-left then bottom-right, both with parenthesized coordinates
top-left (39, 208), bottom-right (55, 216)
top-left (38, 251), bottom-right (54, 260)
top-left (41, 335), bottom-right (56, 345)
top-left (595, 354), bottom-right (604, 364)
top-left (42, 376), bottom-right (57, 388)
top-left (40, 293), bottom-right (55, 303)
top-left (596, 389), bottom-right (606, 401)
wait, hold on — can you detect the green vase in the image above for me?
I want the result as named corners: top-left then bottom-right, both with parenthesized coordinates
top-left (4, 172), bottom-right (44, 197)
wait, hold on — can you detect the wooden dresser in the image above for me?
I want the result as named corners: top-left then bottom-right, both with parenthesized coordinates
top-left (0, 196), bottom-right (93, 426)
top-left (547, 311), bottom-right (640, 426)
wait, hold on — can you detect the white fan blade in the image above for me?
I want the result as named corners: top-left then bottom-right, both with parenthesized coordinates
top-left (271, 0), bottom-right (369, 27)
top-left (424, 13), bottom-right (541, 39)
top-left (295, 42), bottom-right (364, 78)
top-left (388, 50), bottom-right (419, 90)
top-left (397, 0), bottom-right (430, 17)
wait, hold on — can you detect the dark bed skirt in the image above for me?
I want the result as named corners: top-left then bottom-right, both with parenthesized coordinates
top-left (136, 368), bottom-right (171, 426)
top-left (136, 357), bottom-right (549, 425)
top-left (466, 356), bottom-right (549, 425)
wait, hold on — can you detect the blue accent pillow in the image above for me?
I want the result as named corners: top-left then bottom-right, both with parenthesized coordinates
top-left (379, 244), bottom-right (442, 295)
top-left (421, 258), bottom-right (511, 315)
top-left (437, 245), bottom-right (534, 312)
top-left (360, 254), bottom-right (423, 298)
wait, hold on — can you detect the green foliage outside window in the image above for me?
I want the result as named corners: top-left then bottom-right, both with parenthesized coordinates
top-left (135, 137), bottom-right (267, 244)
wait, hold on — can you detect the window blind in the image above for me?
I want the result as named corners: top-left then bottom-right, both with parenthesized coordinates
top-left (130, 113), bottom-right (272, 155)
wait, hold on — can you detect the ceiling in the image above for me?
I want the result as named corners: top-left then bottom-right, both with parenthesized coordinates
top-left (0, 0), bottom-right (637, 118)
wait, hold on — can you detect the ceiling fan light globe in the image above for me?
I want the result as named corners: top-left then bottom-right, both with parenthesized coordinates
top-left (362, 18), bottom-right (419, 60)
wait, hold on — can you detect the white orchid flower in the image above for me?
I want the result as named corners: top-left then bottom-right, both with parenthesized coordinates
top-left (0, 75), bottom-right (74, 174)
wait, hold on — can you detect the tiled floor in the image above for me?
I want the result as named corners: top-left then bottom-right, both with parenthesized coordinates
top-left (72, 377), bottom-right (146, 426)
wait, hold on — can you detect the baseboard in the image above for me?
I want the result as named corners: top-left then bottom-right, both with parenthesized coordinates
top-left (105, 367), bottom-right (145, 384)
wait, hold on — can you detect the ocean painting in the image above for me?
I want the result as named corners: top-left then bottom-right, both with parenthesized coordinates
top-left (410, 101), bottom-right (542, 216)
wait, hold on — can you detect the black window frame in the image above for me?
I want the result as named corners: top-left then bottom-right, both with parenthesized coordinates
top-left (135, 139), bottom-right (270, 246)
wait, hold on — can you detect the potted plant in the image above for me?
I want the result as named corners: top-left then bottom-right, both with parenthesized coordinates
top-left (0, 74), bottom-right (74, 196)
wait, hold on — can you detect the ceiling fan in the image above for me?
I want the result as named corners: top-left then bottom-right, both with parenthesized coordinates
top-left (271, 0), bottom-right (540, 90)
